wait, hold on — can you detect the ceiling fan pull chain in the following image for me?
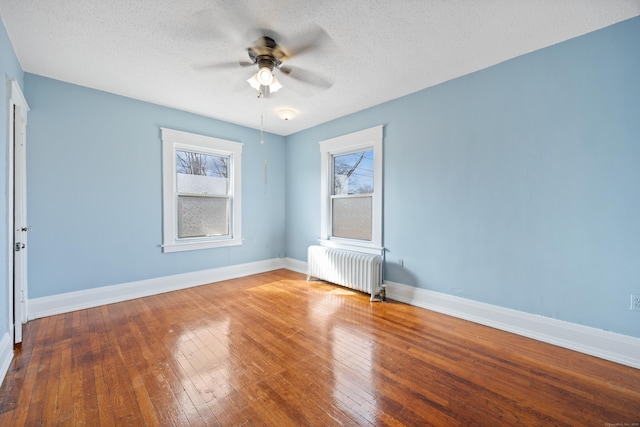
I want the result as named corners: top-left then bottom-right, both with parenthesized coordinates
top-left (260, 114), bottom-right (264, 144)
top-left (260, 91), bottom-right (266, 144)
top-left (264, 160), bottom-right (269, 194)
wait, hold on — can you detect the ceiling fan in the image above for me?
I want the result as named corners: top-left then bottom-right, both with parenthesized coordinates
top-left (196, 26), bottom-right (334, 96)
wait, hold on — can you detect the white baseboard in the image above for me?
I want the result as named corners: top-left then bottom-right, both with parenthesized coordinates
top-left (385, 280), bottom-right (640, 370)
top-left (0, 332), bottom-right (13, 386)
top-left (283, 257), bottom-right (307, 274)
top-left (28, 258), bottom-right (286, 320)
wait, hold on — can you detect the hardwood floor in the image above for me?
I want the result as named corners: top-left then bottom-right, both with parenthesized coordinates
top-left (0, 269), bottom-right (638, 426)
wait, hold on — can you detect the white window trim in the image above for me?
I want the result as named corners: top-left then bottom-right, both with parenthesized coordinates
top-left (161, 128), bottom-right (242, 253)
top-left (319, 125), bottom-right (383, 255)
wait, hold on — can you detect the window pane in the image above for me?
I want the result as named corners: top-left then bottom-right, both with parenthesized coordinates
top-left (332, 196), bottom-right (372, 241)
top-left (333, 149), bottom-right (374, 195)
top-left (178, 196), bottom-right (229, 238)
top-left (176, 151), bottom-right (228, 194)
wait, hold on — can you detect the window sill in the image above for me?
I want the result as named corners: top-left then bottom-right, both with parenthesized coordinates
top-left (162, 238), bottom-right (243, 253)
top-left (318, 239), bottom-right (384, 256)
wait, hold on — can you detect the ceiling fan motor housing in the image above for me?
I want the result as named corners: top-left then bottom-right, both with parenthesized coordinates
top-left (257, 56), bottom-right (278, 71)
top-left (248, 36), bottom-right (283, 70)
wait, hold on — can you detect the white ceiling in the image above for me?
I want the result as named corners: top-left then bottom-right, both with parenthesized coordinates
top-left (1, 1), bottom-right (639, 136)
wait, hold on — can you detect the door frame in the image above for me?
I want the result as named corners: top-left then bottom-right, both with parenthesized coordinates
top-left (7, 78), bottom-right (29, 344)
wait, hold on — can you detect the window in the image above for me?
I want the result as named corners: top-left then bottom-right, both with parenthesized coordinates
top-left (161, 128), bottom-right (242, 252)
top-left (332, 149), bottom-right (374, 240)
top-left (319, 126), bottom-right (383, 254)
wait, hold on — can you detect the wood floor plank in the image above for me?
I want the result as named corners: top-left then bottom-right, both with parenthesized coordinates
top-left (1, 269), bottom-right (639, 426)
top-left (30, 314), bottom-right (62, 426)
top-left (75, 311), bottom-right (99, 425)
top-left (3, 316), bottom-right (48, 426)
top-left (128, 313), bottom-right (199, 427)
top-left (88, 307), bottom-right (116, 427)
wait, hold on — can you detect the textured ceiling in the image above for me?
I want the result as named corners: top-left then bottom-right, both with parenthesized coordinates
top-left (1, 1), bottom-right (639, 135)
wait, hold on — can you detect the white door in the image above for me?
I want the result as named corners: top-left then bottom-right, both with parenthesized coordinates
top-left (10, 80), bottom-right (29, 344)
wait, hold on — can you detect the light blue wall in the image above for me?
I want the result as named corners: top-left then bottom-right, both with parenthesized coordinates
top-left (286, 17), bottom-right (640, 337)
top-left (24, 75), bottom-right (286, 298)
top-left (1, 18), bottom-right (24, 336)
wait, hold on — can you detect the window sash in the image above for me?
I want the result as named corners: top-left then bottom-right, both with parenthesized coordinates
top-left (330, 194), bottom-right (373, 241)
top-left (331, 149), bottom-right (374, 196)
top-left (176, 194), bottom-right (230, 240)
top-left (175, 151), bottom-right (230, 197)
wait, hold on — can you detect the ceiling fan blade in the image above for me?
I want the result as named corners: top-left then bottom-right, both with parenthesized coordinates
top-left (280, 24), bottom-right (333, 59)
top-left (192, 60), bottom-right (253, 71)
top-left (279, 66), bottom-right (333, 89)
top-left (276, 75), bottom-right (314, 98)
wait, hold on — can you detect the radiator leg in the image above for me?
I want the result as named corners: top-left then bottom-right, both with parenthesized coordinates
top-left (380, 284), bottom-right (387, 302)
top-left (371, 284), bottom-right (387, 303)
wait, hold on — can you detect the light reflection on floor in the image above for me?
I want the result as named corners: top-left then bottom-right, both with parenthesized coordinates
top-left (175, 319), bottom-right (232, 404)
top-left (176, 278), bottom-right (379, 423)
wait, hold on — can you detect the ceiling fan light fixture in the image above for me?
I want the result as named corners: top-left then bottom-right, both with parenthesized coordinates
top-left (247, 73), bottom-right (261, 91)
top-left (257, 67), bottom-right (274, 86)
top-left (269, 75), bottom-right (283, 93)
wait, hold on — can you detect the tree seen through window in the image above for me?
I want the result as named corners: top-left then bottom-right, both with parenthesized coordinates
top-left (333, 150), bottom-right (374, 195)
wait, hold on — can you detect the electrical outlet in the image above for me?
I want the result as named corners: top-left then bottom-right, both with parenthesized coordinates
top-left (631, 294), bottom-right (640, 311)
